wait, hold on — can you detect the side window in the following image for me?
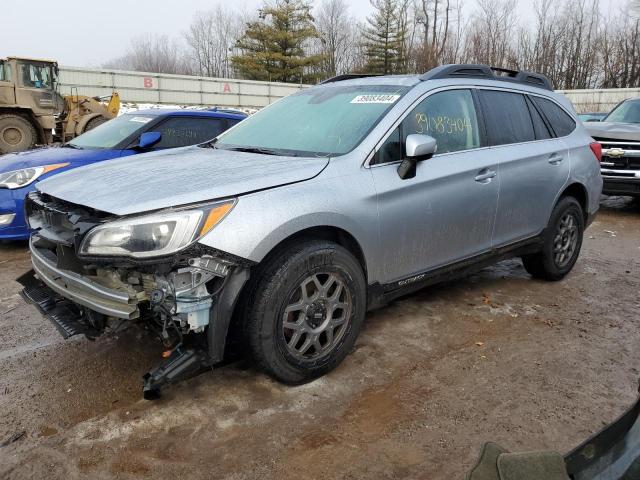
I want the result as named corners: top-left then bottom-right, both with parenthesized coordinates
top-left (0, 62), bottom-right (6, 82)
top-left (526, 97), bottom-right (552, 140)
top-left (402, 89), bottom-right (480, 154)
top-left (479, 90), bottom-right (535, 146)
top-left (531, 96), bottom-right (576, 137)
top-left (153, 117), bottom-right (227, 149)
top-left (18, 63), bottom-right (51, 89)
top-left (374, 127), bottom-right (402, 164)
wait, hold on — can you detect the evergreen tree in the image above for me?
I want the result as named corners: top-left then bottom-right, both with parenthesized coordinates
top-left (231, 0), bottom-right (324, 83)
top-left (362, 0), bottom-right (407, 74)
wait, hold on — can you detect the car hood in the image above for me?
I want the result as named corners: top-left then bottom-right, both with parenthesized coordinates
top-left (37, 146), bottom-right (330, 216)
top-left (0, 146), bottom-right (121, 172)
top-left (585, 122), bottom-right (640, 142)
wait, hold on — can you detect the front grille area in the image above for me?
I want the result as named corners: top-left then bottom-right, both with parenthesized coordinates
top-left (26, 191), bottom-right (111, 248)
top-left (593, 137), bottom-right (640, 173)
top-left (26, 191), bottom-right (113, 273)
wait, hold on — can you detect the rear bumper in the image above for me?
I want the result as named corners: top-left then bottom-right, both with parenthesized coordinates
top-left (29, 239), bottom-right (139, 319)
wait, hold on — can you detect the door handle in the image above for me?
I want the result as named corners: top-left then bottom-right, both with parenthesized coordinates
top-left (474, 169), bottom-right (497, 183)
top-left (548, 154), bottom-right (564, 165)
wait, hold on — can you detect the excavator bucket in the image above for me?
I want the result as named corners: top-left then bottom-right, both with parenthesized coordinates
top-left (106, 92), bottom-right (120, 117)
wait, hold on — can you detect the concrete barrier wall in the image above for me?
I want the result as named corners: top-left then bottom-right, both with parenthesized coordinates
top-left (558, 87), bottom-right (640, 113)
top-left (58, 66), bottom-right (638, 113)
top-left (58, 66), bottom-right (307, 108)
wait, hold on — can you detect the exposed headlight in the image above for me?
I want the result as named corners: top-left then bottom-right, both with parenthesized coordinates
top-left (79, 200), bottom-right (236, 258)
top-left (0, 163), bottom-right (69, 189)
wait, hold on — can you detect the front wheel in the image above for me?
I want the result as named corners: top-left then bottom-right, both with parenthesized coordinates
top-left (243, 240), bottom-right (366, 384)
top-left (522, 196), bottom-right (585, 281)
top-left (0, 114), bottom-right (37, 153)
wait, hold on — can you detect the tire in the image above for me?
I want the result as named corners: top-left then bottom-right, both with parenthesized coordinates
top-left (243, 240), bottom-right (366, 384)
top-left (0, 114), bottom-right (37, 154)
top-left (522, 196), bottom-right (585, 281)
top-left (83, 116), bottom-right (107, 133)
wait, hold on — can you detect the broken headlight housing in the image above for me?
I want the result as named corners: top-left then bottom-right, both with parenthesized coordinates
top-left (79, 200), bottom-right (235, 259)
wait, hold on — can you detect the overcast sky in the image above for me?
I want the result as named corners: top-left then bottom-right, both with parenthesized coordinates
top-left (0, 0), bottom-right (630, 67)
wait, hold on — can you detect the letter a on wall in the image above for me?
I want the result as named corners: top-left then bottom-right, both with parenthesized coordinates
top-left (223, 83), bottom-right (232, 93)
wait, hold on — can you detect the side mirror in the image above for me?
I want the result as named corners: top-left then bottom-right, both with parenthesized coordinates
top-left (138, 131), bottom-right (162, 149)
top-left (397, 134), bottom-right (437, 179)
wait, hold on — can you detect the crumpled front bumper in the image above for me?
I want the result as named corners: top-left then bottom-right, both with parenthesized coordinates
top-left (27, 238), bottom-right (139, 320)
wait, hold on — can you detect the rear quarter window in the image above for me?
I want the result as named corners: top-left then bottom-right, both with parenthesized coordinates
top-left (526, 96), bottom-right (552, 140)
top-left (531, 96), bottom-right (576, 137)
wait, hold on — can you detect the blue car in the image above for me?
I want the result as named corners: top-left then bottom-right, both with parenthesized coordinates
top-left (0, 108), bottom-right (246, 240)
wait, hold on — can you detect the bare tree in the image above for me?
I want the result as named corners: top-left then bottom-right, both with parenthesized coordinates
top-left (100, 0), bottom-right (640, 88)
top-left (185, 6), bottom-right (245, 78)
top-left (414, 0), bottom-right (456, 70)
top-left (315, 0), bottom-right (356, 76)
top-left (104, 34), bottom-right (190, 74)
top-left (463, 0), bottom-right (518, 68)
top-left (601, 11), bottom-right (640, 87)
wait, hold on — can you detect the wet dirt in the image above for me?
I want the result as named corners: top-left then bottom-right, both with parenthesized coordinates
top-left (0, 196), bottom-right (639, 479)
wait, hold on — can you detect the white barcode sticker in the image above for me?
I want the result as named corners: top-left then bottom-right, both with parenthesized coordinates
top-left (351, 94), bottom-right (401, 104)
top-left (129, 116), bottom-right (153, 123)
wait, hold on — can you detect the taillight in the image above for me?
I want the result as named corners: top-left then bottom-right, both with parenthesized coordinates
top-left (589, 142), bottom-right (602, 162)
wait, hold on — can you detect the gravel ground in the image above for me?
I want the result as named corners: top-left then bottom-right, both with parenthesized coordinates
top-left (0, 196), bottom-right (639, 480)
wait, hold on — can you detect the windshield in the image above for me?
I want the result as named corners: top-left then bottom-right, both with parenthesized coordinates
top-left (68, 114), bottom-right (154, 149)
top-left (216, 84), bottom-right (409, 157)
top-left (605, 99), bottom-right (640, 124)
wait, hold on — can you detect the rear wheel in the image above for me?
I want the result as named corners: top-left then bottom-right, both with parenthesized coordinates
top-left (0, 114), bottom-right (37, 153)
top-left (522, 196), bottom-right (584, 281)
top-left (243, 240), bottom-right (366, 384)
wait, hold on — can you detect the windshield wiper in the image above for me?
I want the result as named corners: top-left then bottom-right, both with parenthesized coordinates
top-left (63, 143), bottom-right (80, 149)
top-left (225, 146), bottom-right (278, 156)
top-left (201, 137), bottom-right (219, 149)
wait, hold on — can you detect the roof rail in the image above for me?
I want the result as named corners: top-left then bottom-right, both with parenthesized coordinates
top-left (419, 64), bottom-right (553, 91)
top-left (319, 73), bottom-right (381, 85)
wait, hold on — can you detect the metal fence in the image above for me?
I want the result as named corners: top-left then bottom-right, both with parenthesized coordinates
top-left (57, 66), bottom-right (307, 109)
top-left (59, 66), bottom-right (638, 113)
top-left (558, 87), bottom-right (640, 113)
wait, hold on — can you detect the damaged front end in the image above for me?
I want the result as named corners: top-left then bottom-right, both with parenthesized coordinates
top-left (18, 191), bottom-right (251, 398)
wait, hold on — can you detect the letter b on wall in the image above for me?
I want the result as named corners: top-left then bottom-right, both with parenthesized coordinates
top-left (143, 77), bottom-right (154, 89)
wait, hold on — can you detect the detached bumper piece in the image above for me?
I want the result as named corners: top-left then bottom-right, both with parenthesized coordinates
top-left (466, 381), bottom-right (640, 480)
top-left (18, 270), bottom-right (101, 339)
top-left (142, 347), bottom-right (211, 400)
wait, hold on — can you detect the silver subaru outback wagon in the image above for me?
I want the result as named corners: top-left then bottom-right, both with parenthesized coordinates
top-left (19, 64), bottom-right (602, 397)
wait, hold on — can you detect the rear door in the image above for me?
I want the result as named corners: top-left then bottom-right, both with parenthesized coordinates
top-left (479, 89), bottom-right (570, 247)
top-left (370, 88), bottom-right (500, 284)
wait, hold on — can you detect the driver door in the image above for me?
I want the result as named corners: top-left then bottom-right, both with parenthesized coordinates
top-left (14, 61), bottom-right (56, 115)
top-left (370, 88), bottom-right (500, 284)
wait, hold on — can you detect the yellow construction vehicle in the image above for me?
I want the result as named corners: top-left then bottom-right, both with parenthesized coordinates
top-left (0, 56), bottom-right (120, 154)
